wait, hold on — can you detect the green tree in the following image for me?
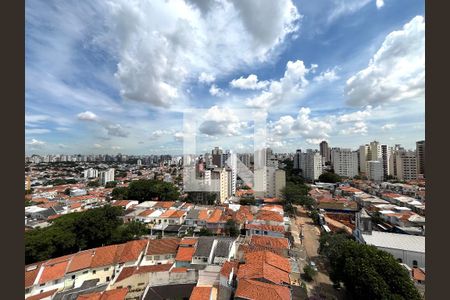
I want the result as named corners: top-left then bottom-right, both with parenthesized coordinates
top-left (318, 172), bottom-right (342, 183)
top-left (112, 221), bottom-right (148, 243)
top-left (105, 181), bottom-right (118, 188)
top-left (303, 265), bottom-right (316, 282)
top-left (127, 179), bottom-right (180, 202)
top-left (112, 187), bottom-right (129, 200)
top-left (320, 232), bottom-right (422, 300)
top-left (25, 205), bottom-right (136, 264)
top-left (87, 180), bottom-right (100, 187)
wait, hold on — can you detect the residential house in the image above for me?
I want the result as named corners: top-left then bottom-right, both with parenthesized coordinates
top-left (141, 238), bottom-right (180, 266)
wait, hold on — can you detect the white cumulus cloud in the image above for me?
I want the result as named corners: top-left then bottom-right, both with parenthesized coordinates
top-left (345, 16), bottom-right (424, 107)
top-left (230, 74), bottom-right (269, 90)
top-left (99, 0), bottom-right (300, 108)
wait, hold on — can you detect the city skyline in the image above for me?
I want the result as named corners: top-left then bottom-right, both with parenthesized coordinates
top-left (26, 0), bottom-right (424, 155)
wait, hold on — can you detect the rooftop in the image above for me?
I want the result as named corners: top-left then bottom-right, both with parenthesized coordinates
top-left (362, 231), bottom-right (425, 253)
top-left (235, 279), bottom-right (290, 300)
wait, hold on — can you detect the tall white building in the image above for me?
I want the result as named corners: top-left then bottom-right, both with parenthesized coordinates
top-left (212, 168), bottom-right (229, 203)
top-left (395, 150), bottom-right (418, 181)
top-left (254, 167), bottom-right (286, 198)
top-left (99, 168), bottom-right (115, 185)
top-left (83, 168), bottom-right (98, 179)
top-left (368, 141), bottom-right (382, 161)
top-left (366, 161), bottom-right (383, 182)
top-left (299, 150), bottom-right (323, 181)
top-left (331, 148), bottom-right (359, 178)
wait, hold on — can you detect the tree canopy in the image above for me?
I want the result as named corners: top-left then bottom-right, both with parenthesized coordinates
top-left (319, 232), bottom-right (422, 300)
top-left (318, 172), bottom-right (342, 183)
top-left (25, 205), bottom-right (148, 264)
top-left (110, 179), bottom-right (180, 202)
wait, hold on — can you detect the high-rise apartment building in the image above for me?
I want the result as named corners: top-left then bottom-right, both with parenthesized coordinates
top-left (416, 140), bottom-right (425, 178)
top-left (254, 167), bottom-right (286, 199)
top-left (366, 161), bottom-right (383, 182)
top-left (299, 150), bottom-right (323, 181)
top-left (99, 168), bottom-right (115, 185)
top-left (395, 150), bottom-right (418, 181)
top-left (84, 168), bottom-right (98, 179)
top-left (320, 141), bottom-right (331, 164)
top-left (381, 144), bottom-right (392, 179)
top-left (211, 147), bottom-right (223, 167)
top-left (358, 145), bottom-right (369, 174)
top-left (368, 141), bottom-right (382, 161)
top-left (293, 149), bottom-right (301, 170)
top-left (331, 148), bottom-right (359, 178)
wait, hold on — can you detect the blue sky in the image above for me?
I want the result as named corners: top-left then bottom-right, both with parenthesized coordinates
top-left (25, 0), bottom-right (425, 155)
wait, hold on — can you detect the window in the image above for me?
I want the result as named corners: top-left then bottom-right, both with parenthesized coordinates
top-left (71, 275), bottom-right (76, 280)
top-left (117, 286), bottom-right (123, 289)
top-left (165, 255), bottom-right (171, 259)
top-left (413, 260), bottom-right (418, 268)
top-left (83, 270), bottom-right (88, 274)
top-left (54, 279), bottom-right (60, 284)
top-left (264, 231), bottom-right (268, 235)
top-left (39, 283), bottom-right (45, 287)
top-left (104, 267), bottom-right (109, 271)
top-left (92, 270), bottom-right (96, 274)
top-left (138, 282), bottom-right (145, 286)
top-left (155, 255), bottom-right (160, 260)
top-left (397, 258), bottom-right (403, 263)
top-left (106, 276), bottom-right (110, 281)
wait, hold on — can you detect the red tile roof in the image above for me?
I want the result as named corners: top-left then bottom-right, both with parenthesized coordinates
top-left (138, 209), bottom-right (155, 217)
top-left (206, 209), bottom-right (223, 223)
top-left (146, 238), bottom-right (180, 255)
top-left (189, 286), bottom-right (212, 300)
top-left (25, 262), bottom-right (44, 288)
top-left (250, 236), bottom-right (289, 250)
top-left (112, 200), bottom-right (132, 207)
top-left (412, 268), bottom-right (425, 282)
top-left (256, 210), bottom-right (283, 223)
top-left (26, 289), bottom-right (58, 300)
top-left (160, 209), bottom-right (177, 218)
top-left (220, 260), bottom-right (239, 278)
top-left (115, 264), bottom-right (173, 282)
top-left (153, 201), bottom-right (175, 209)
top-left (198, 210), bottom-right (210, 220)
top-left (235, 206), bottom-right (254, 223)
top-left (237, 262), bottom-right (290, 285)
top-left (245, 224), bottom-right (285, 233)
top-left (235, 279), bottom-right (290, 300)
top-left (175, 247), bottom-right (196, 262)
top-left (90, 244), bottom-right (121, 268)
top-left (171, 267), bottom-right (188, 273)
top-left (117, 239), bottom-right (148, 263)
top-left (180, 237), bottom-right (198, 246)
top-left (77, 288), bottom-right (129, 300)
top-left (38, 260), bottom-right (69, 284)
top-left (244, 251), bottom-right (291, 273)
top-left (67, 250), bottom-right (95, 273)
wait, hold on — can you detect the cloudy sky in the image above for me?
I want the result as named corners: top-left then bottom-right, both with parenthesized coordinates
top-left (25, 0), bottom-right (425, 155)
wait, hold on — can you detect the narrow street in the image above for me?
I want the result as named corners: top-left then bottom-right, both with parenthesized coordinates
top-left (291, 205), bottom-right (345, 300)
